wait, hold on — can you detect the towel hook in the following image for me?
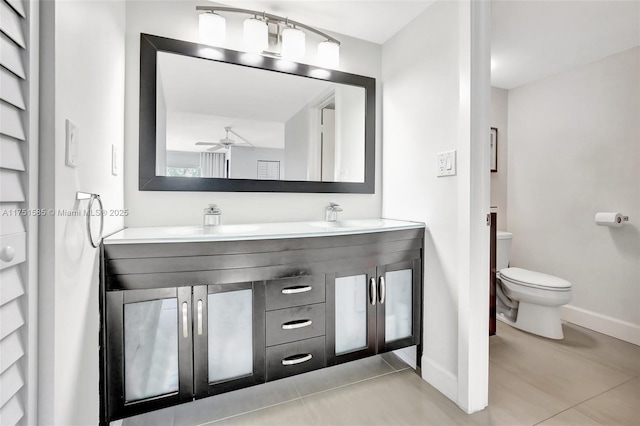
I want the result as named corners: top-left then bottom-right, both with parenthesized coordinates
top-left (76, 191), bottom-right (104, 248)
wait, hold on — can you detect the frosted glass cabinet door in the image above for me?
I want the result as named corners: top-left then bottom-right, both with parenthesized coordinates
top-left (384, 269), bottom-right (413, 342)
top-left (335, 274), bottom-right (368, 355)
top-left (193, 282), bottom-right (266, 397)
top-left (106, 287), bottom-right (193, 421)
top-left (124, 298), bottom-right (179, 402)
top-left (327, 268), bottom-right (376, 364)
top-left (208, 289), bottom-right (253, 382)
top-left (376, 258), bottom-right (421, 353)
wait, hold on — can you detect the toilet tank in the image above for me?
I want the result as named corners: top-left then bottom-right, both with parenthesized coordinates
top-left (496, 231), bottom-right (513, 271)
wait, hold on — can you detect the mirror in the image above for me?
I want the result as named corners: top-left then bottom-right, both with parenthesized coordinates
top-left (139, 34), bottom-right (375, 193)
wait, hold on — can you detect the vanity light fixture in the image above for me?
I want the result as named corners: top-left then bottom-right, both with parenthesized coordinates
top-left (318, 40), bottom-right (340, 69)
top-left (243, 16), bottom-right (268, 53)
top-left (196, 6), bottom-right (341, 68)
top-left (281, 26), bottom-right (305, 60)
top-left (199, 11), bottom-right (226, 46)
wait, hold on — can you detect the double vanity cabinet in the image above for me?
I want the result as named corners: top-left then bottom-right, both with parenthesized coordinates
top-left (99, 220), bottom-right (424, 424)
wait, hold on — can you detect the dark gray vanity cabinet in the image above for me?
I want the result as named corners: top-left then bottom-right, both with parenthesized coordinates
top-left (326, 257), bottom-right (422, 366)
top-left (100, 227), bottom-right (424, 424)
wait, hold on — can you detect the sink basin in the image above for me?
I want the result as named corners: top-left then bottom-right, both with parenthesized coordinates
top-left (309, 220), bottom-right (385, 230)
top-left (208, 224), bottom-right (262, 234)
top-left (164, 224), bottom-right (261, 235)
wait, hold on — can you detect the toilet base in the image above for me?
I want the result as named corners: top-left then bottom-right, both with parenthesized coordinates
top-left (497, 301), bottom-right (565, 339)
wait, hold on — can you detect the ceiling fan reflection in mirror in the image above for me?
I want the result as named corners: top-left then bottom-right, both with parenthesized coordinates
top-left (195, 126), bottom-right (254, 152)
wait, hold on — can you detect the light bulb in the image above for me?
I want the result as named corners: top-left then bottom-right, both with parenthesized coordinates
top-left (282, 27), bottom-right (305, 60)
top-left (199, 12), bottom-right (226, 46)
top-left (244, 18), bottom-right (268, 53)
top-left (317, 40), bottom-right (340, 68)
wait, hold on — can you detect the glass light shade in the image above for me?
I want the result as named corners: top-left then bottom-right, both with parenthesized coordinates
top-left (317, 40), bottom-right (340, 68)
top-left (281, 27), bottom-right (305, 60)
top-left (199, 12), bottom-right (226, 46)
top-left (243, 18), bottom-right (268, 53)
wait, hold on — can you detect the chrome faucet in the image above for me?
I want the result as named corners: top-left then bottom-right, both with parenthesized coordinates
top-left (204, 204), bottom-right (222, 227)
top-left (325, 202), bottom-right (343, 222)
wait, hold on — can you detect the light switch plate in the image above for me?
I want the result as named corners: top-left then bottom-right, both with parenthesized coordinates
top-left (437, 150), bottom-right (456, 177)
top-left (65, 119), bottom-right (79, 168)
top-left (111, 144), bottom-right (119, 176)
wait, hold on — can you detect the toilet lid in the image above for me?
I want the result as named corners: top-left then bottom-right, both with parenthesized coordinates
top-left (499, 267), bottom-right (572, 290)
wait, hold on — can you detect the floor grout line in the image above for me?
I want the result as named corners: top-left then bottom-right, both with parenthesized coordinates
top-left (298, 395), bottom-right (315, 424)
top-left (195, 362), bottom-right (412, 425)
top-left (530, 402), bottom-right (604, 426)
top-left (197, 396), bottom-right (303, 426)
top-left (297, 368), bottom-right (404, 399)
top-left (379, 354), bottom-right (396, 371)
top-left (495, 325), bottom-right (640, 426)
top-left (499, 323), bottom-right (640, 377)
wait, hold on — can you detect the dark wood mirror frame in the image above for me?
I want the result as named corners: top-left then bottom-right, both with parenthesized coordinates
top-left (139, 33), bottom-right (376, 193)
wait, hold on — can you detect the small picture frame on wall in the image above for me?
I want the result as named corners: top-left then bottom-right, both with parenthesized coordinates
top-left (490, 127), bottom-right (498, 173)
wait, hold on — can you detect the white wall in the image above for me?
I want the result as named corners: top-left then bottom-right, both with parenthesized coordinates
top-left (382, 0), bottom-right (490, 412)
top-left (335, 85), bottom-right (366, 182)
top-left (507, 47), bottom-right (640, 344)
top-left (284, 105), bottom-right (311, 180)
top-left (38, 0), bottom-right (126, 424)
top-left (230, 147), bottom-right (285, 179)
top-left (124, 1), bottom-right (382, 227)
top-left (166, 151), bottom-right (200, 169)
top-left (490, 87), bottom-right (508, 230)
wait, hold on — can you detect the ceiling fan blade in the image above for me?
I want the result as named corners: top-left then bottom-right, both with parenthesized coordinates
top-left (195, 142), bottom-right (218, 146)
top-left (227, 129), bottom-right (254, 146)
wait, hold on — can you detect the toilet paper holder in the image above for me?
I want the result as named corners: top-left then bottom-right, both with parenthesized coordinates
top-left (595, 212), bottom-right (630, 227)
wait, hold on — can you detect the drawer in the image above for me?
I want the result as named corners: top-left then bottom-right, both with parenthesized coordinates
top-left (265, 275), bottom-right (325, 311)
top-left (266, 303), bottom-right (325, 346)
top-left (266, 336), bottom-right (326, 381)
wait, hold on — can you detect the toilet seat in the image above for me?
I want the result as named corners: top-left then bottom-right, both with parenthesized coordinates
top-left (499, 267), bottom-right (571, 292)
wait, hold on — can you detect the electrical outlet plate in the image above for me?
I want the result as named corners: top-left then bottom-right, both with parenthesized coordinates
top-left (437, 150), bottom-right (456, 177)
top-left (65, 119), bottom-right (79, 168)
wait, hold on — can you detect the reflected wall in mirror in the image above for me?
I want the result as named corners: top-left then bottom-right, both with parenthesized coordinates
top-left (140, 34), bottom-right (375, 193)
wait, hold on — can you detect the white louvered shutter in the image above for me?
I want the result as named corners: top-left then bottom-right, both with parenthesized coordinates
top-left (0, 0), bottom-right (33, 424)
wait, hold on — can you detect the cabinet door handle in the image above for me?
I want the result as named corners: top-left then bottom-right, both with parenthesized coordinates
top-left (369, 277), bottom-right (377, 306)
top-left (282, 353), bottom-right (313, 366)
top-left (182, 302), bottom-right (189, 338)
top-left (282, 319), bottom-right (312, 330)
top-left (379, 276), bottom-right (386, 304)
top-left (197, 299), bottom-right (203, 335)
top-left (282, 286), bottom-right (312, 295)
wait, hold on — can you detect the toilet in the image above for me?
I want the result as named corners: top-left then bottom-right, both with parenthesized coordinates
top-left (496, 231), bottom-right (572, 339)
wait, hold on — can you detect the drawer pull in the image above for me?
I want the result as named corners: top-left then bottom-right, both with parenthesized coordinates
top-left (282, 319), bottom-right (312, 330)
top-left (282, 353), bottom-right (313, 366)
top-left (379, 276), bottom-right (386, 304)
top-left (282, 286), bottom-right (312, 295)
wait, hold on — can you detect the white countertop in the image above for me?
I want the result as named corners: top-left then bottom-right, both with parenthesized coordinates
top-left (103, 219), bottom-right (425, 244)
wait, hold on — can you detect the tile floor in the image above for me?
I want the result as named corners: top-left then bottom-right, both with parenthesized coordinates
top-left (120, 322), bottom-right (640, 425)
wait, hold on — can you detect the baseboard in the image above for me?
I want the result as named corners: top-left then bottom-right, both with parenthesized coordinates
top-left (392, 346), bottom-right (417, 369)
top-left (421, 356), bottom-right (458, 403)
top-left (561, 305), bottom-right (640, 346)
